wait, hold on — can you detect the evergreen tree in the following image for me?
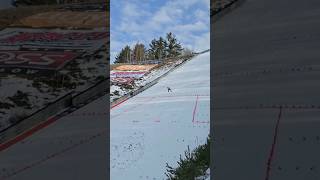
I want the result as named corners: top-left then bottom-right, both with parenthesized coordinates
top-left (114, 45), bottom-right (131, 64)
top-left (166, 32), bottom-right (183, 58)
top-left (114, 50), bottom-right (124, 64)
top-left (116, 32), bottom-right (184, 64)
top-left (146, 49), bottom-right (155, 61)
top-left (132, 43), bottom-right (146, 64)
top-left (156, 36), bottom-right (167, 60)
top-left (148, 38), bottom-right (158, 60)
top-left (148, 37), bottom-right (167, 60)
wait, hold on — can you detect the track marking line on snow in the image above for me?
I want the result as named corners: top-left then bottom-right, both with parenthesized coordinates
top-left (153, 117), bottom-right (161, 123)
top-left (0, 131), bottom-right (104, 180)
top-left (0, 96), bottom-right (107, 152)
top-left (194, 121), bottom-right (210, 124)
top-left (192, 95), bottom-right (199, 123)
top-left (0, 116), bottom-right (58, 152)
top-left (112, 97), bottom-right (155, 118)
top-left (264, 106), bottom-right (283, 180)
top-left (111, 97), bottom-right (129, 109)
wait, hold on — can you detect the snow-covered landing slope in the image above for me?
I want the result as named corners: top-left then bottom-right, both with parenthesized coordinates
top-left (0, 95), bottom-right (108, 180)
top-left (111, 52), bottom-right (210, 180)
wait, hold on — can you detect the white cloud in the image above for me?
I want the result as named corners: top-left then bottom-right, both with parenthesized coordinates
top-left (202, 0), bottom-right (210, 8)
top-left (111, 0), bottom-right (210, 63)
top-left (122, 2), bottom-right (150, 18)
top-left (122, 3), bottom-right (141, 17)
top-left (194, 9), bottom-right (209, 22)
top-left (151, 4), bottom-right (183, 25)
top-left (193, 32), bottom-right (210, 51)
top-left (171, 21), bottom-right (208, 32)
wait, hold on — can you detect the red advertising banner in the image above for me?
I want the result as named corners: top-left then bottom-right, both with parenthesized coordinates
top-left (0, 32), bottom-right (108, 43)
top-left (0, 28), bottom-right (108, 52)
top-left (111, 78), bottom-right (134, 85)
top-left (0, 51), bottom-right (78, 70)
top-left (17, 11), bottom-right (108, 28)
top-left (110, 71), bottom-right (147, 78)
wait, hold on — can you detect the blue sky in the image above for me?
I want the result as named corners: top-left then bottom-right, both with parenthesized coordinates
top-left (110, 0), bottom-right (210, 63)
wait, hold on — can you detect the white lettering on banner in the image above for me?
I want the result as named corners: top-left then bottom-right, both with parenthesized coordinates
top-left (110, 71), bottom-right (146, 78)
top-left (29, 54), bottom-right (57, 66)
top-left (116, 78), bottom-right (127, 83)
top-left (0, 28), bottom-right (108, 51)
top-left (111, 78), bottom-right (134, 84)
top-left (0, 51), bottom-right (78, 70)
top-left (0, 52), bottom-right (14, 62)
top-left (3, 53), bottom-right (55, 65)
top-left (16, 53), bottom-right (34, 64)
top-left (7, 53), bottom-right (38, 64)
top-left (0, 68), bottom-right (41, 74)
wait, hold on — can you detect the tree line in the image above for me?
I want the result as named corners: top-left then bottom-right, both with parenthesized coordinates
top-left (114, 32), bottom-right (185, 64)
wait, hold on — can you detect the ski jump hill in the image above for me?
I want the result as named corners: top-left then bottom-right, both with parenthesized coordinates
top-left (111, 52), bottom-right (210, 179)
top-left (0, 95), bottom-right (108, 180)
top-left (213, 0), bottom-right (320, 179)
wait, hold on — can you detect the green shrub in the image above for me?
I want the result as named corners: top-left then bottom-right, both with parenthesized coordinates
top-left (165, 137), bottom-right (210, 180)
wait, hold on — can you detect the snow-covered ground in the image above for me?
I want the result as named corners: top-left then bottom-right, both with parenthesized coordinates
top-left (0, 95), bottom-right (108, 180)
top-left (134, 59), bottom-right (183, 87)
top-left (0, 45), bottom-right (108, 131)
top-left (0, 75), bottom-right (69, 130)
top-left (196, 168), bottom-right (210, 180)
top-left (110, 59), bottom-right (184, 102)
top-left (63, 45), bottom-right (108, 93)
top-left (110, 52), bottom-right (210, 179)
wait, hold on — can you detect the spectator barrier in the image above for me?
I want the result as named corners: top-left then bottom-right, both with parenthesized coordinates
top-left (0, 78), bottom-right (108, 145)
top-left (72, 79), bottom-right (108, 107)
top-left (0, 92), bottom-right (73, 144)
